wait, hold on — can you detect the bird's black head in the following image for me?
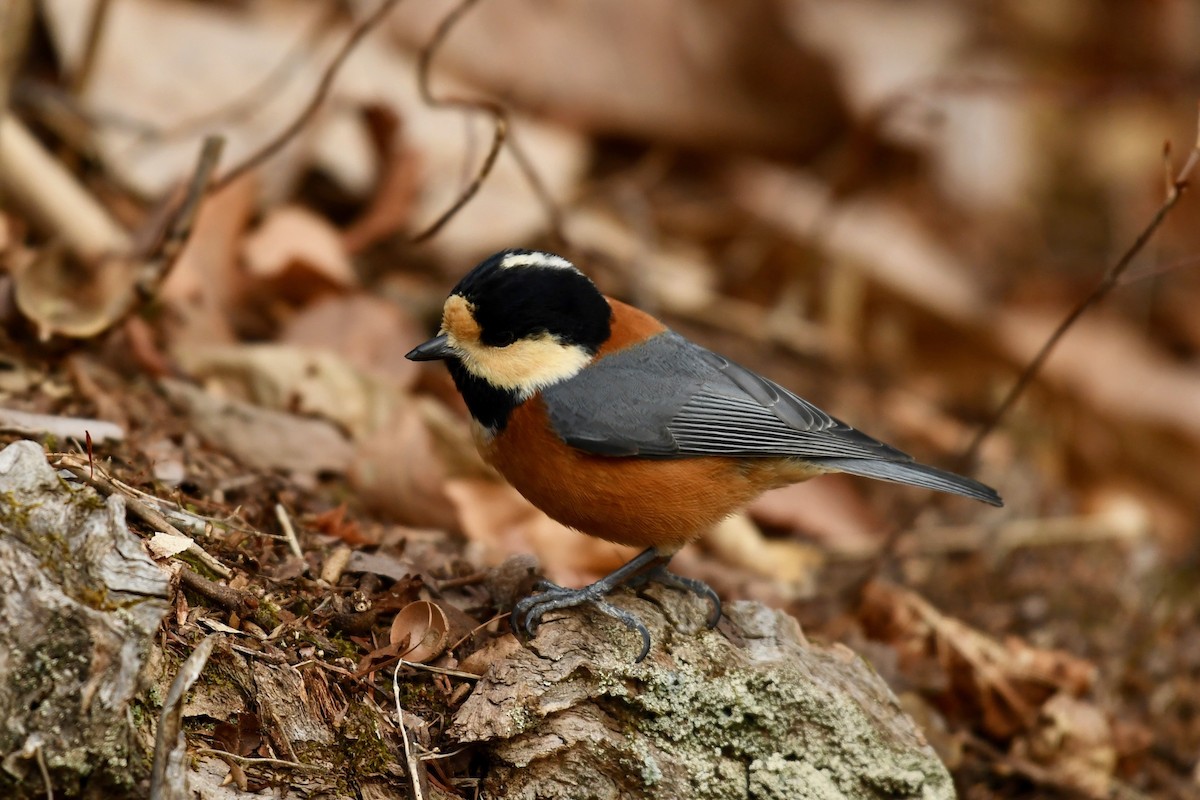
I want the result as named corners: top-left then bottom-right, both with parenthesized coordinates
top-left (449, 249), bottom-right (612, 353)
top-left (405, 249), bottom-right (613, 430)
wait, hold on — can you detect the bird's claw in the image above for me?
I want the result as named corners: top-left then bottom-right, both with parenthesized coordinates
top-left (510, 554), bottom-right (721, 663)
top-left (512, 581), bottom-right (654, 661)
top-left (637, 567), bottom-right (722, 628)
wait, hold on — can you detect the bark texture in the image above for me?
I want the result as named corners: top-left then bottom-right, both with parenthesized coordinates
top-left (452, 586), bottom-right (953, 800)
top-left (0, 440), bottom-right (169, 795)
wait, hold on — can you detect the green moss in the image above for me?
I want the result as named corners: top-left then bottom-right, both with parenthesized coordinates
top-left (338, 703), bottom-right (395, 777)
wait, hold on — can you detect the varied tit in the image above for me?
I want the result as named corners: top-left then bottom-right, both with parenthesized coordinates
top-left (407, 249), bottom-right (1001, 661)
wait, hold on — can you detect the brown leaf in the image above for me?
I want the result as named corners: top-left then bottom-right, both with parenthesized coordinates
top-left (159, 378), bottom-right (354, 475)
top-left (749, 478), bottom-right (883, 556)
top-left (350, 397), bottom-right (488, 529)
top-left (242, 205), bottom-right (357, 302)
top-left (162, 175), bottom-right (257, 349)
top-left (1011, 692), bottom-right (1116, 799)
top-left (444, 477), bottom-right (637, 586)
top-left (860, 579), bottom-right (1097, 740)
top-left (389, 600), bottom-right (449, 664)
top-left (280, 293), bottom-right (422, 391)
top-left (341, 105), bottom-right (419, 255)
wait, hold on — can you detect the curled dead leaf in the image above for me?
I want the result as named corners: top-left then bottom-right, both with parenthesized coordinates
top-left (390, 600), bottom-right (449, 664)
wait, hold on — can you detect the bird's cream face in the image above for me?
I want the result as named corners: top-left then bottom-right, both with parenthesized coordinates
top-left (439, 294), bottom-right (594, 399)
top-left (405, 249), bottom-right (614, 430)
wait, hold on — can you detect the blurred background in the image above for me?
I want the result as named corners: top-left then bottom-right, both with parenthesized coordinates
top-left (2, 0), bottom-right (1200, 797)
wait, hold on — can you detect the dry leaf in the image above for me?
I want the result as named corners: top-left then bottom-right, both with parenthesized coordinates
top-left (749, 478), bottom-right (882, 557)
top-left (389, 600), bottom-right (449, 664)
top-left (860, 579), bottom-right (1097, 740)
top-left (383, 0), bottom-right (847, 154)
top-left (160, 378), bottom-right (354, 475)
top-left (280, 293), bottom-right (423, 391)
top-left (178, 343), bottom-right (389, 439)
top-left (148, 531), bottom-right (194, 559)
top-left (162, 175), bottom-right (258, 349)
top-left (444, 477), bottom-right (637, 587)
top-left (242, 205), bottom-right (357, 300)
top-left (350, 396), bottom-right (488, 529)
top-left (1011, 692), bottom-right (1116, 798)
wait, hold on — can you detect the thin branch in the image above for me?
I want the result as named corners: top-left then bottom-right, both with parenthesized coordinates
top-left (394, 661), bottom-right (427, 800)
top-left (407, 0), bottom-right (506, 243)
top-left (210, 0), bottom-right (403, 194)
top-left (192, 748), bottom-right (322, 774)
top-left (69, 0), bottom-right (112, 95)
top-left (53, 454), bottom-right (232, 578)
top-left (150, 636), bottom-right (217, 800)
top-left (130, 6), bottom-right (338, 148)
top-left (869, 104), bottom-right (1200, 574)
top-left (274, 502), bottom-right (304, 560)
top-left (134, 134), bottom-right (224, 298)
top-left (960, 115), bottom-right (1200, 465)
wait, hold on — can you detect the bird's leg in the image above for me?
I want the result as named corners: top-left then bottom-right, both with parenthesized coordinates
top-left (512, 548), bottom-right (723, 662)
top-left (512, 547), bottom-right (667, 662)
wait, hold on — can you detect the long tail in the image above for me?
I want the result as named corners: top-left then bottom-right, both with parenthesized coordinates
top-left (809, 457), bottom-right (1002, 507)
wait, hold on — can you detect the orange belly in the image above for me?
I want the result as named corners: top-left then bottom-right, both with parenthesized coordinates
top-left (480, 398), bottom-right (812, 552)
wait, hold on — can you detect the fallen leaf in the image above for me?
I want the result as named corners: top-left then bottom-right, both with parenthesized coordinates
top-left (242, 205), bottom-right (357, 301)
top-left (350, 396), bottom-right (489, 530)
top-left (749, 478), bottom-right (882, 557)
top-left (280, 293), bottom-right (422, 391)
top-left (148, 531), bottom-right (194, 559)
top-left (860, 579), bottom-right (1098, 740)
top-left (389, 600), bottom-right (450, 664)
top-left (443, 477), bottom-right (637, 587)
top-left (1011, 692), bottom-right (1116, 798)
top-left (160, 378), bottom-right (354, 475)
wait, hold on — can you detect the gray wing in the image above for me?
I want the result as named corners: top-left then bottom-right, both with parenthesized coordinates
top-left (541, 332), bottom-right (904, 461)
top-left (541, 332), bottom-right (1002, 506)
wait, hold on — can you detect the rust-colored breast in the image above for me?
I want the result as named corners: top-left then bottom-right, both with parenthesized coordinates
top-left (482, 398), bottom-right (765, 552)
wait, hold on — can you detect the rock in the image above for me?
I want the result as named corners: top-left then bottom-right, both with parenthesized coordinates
top-left (451, 587), bottom-right (953, 800)
top-left (0, 440), bottom-right (170, 795)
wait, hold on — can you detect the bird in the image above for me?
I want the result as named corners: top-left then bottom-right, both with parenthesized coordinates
top-left (406, 248), bottom-right (1001, 661)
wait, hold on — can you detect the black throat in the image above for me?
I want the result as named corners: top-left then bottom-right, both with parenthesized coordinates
top-left (445, 360), bottom-right (521, 432)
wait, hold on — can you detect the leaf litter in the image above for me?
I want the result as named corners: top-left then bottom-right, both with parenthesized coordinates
top-left (1, 0), bottom-right (1199, 797)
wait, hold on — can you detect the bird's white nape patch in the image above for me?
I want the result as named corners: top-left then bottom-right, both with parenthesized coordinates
top-left (499, 251), bottom-right (578, 272)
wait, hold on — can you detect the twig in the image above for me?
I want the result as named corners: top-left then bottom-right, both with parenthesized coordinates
top-left (0, 408), bottom-right (124, 443)
top-left (436, 571), bottom-right (487, 590)
top-left (447, 611), bottom-right (509, 653)
top-left (394, 661), bottom-right (427, 800)
top-left (53, 454), bottom-right (231, 578)
top-left (34, 741), bottom-right (53, 800)
top-left (274, 502), bottom-right (304, 560)
top-left (192, 748), bottom-right (322, 774)
top-left (959, 114), bottom-right (1200, 466)
top-left (407, 0), bottom-right (507, 243)
top-left (135, 135), bottom-right (224, 291)
top-left (69, 0), bottom-right (112, 95)
top-left (151, 636), bottom-right (217, 800)
top-left (867, 105), bottom-right (1200, 571)
top-left (0, 113), bottom-right (130, 259)
top-left (210, 0), bottom-right (403, 194)
top-left (397, 658), bottom-right (480, 681)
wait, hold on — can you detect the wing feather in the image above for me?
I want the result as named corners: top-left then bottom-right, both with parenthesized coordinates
top-left (540, 331), bottom-right (1001, 506)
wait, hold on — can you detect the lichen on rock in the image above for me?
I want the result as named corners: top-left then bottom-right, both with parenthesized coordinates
top-left (452, 587), bottom-right (953, 800)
